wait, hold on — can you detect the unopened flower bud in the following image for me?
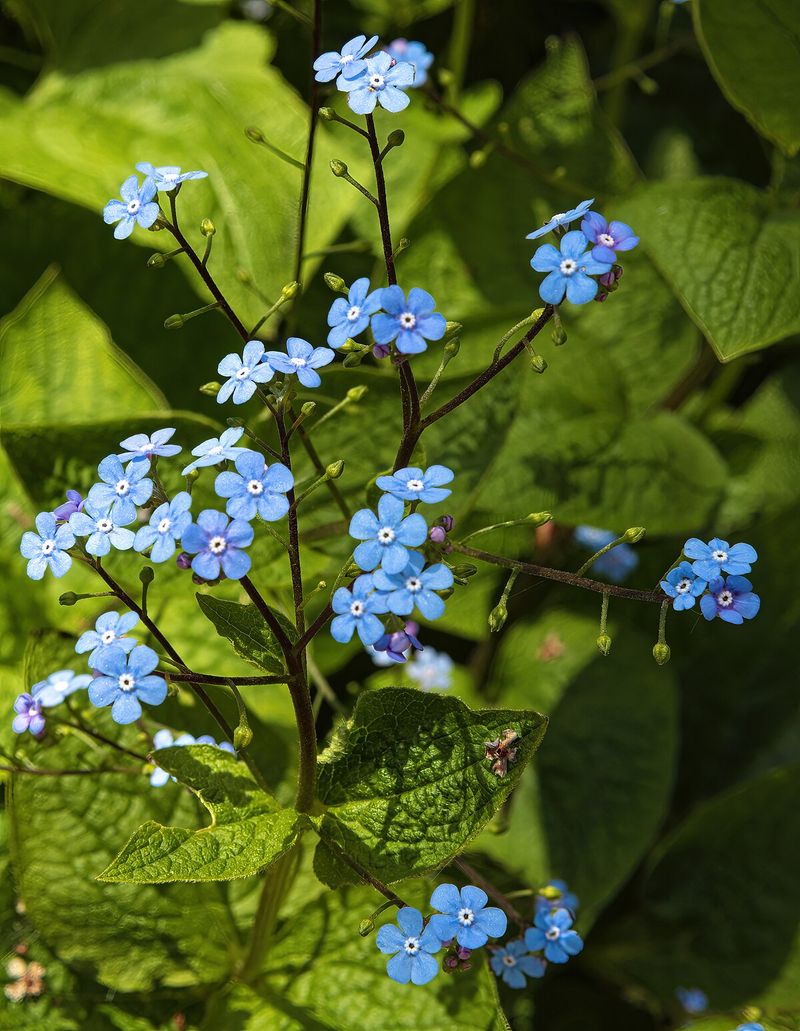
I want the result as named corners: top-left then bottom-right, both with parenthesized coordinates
top-left (358, 917), bottom-right (375, 936)
top-left (184, 469), bottom-right (200, 485)
top-left (236, 268), bottom-right (252, 284)
top-left (200, 218), bottom-right (216, 237)
top-left (233, 723), bottom-right (253, 750)
top-left (527, 511), bottom-right (552, 526)
top-left (653, 642), bottom-right (671, 666)
top-left (300, 401), bottom-right (316, 417)
top-left (139, 566), bottom-right (155, 585)
top-left (599, 265), bottom-right (623, 290)
top-left (451, 564), bottom-right (478, 579)
top-left (624, 526), bottom-right (646, 543)
top-left (330, 159), bottom-right (348, 177)
top-left (429, 526), bottom-right (447, 544)
top-left (164, 313), bottom-right (186, 330)
top-left (281, 280), bottom-right (300, 299)
top-left (551, 323), bottom-right (568, 346)
top-left (439, 587), bottom-right (455, 600)
top-left (445, 321), bottom-right (463, 338)
top-left (438, 67), bottom-right (454, 88)
top-left (346, 385), bottom-right (368, 402)
top-left (469, 149), bottom-right (488, 169)
top-left (386, 129), bottom-right (405, 148)
top-left (444, 337), bottom-right (461, 358)
top-left (343, 352), bottom-right (365, 368)
top-left (199, 381), bottom-right (222, 396)
top-left (596, 633), bottom-right (612, 656)
top-left (323, 272), bottom-right (348, 294)
top-left (741, 1007), bottom-right (762, 1023)
top-left (393, 237), bottom-right (411, 257)
top-left (59, 592), bottom-right (78, 606)
top-left (318, 107), bottom-right (335, 121)
top-left (147, 252), bottom-right (166, 269)
top-left (176, 553), bottom-right (192, 570)
top-left (326, 460), bottom-right (345, 479)
top-left (372, 343), bottom-right (391, 360)
top-left (530, 353), bottom-right (548, 373)
top-left (489, 602), bottom-right (508, 633)
top-left (440, 515), bottom-right (455, 532)
top-left (245, 126), bottom-right (265, 144)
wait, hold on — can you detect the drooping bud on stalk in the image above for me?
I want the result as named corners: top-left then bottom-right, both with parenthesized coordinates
top-left (200, 218), bottom-right (216, 237)
top-left (489, 602), bottom-right (508, 633)
top-left (530, 353), bottom-right (548, 373)
top-left (59, 592), bottom-right (78, 606)
top-left (318, 107), bottom-right (335, 121)
top-left (300, 401), bottom-right (316, 417)
top-left (164, 313), bottom-right (186, 330)
top-left (245, 126), bottom-right (265, 144)
top-left (652, 642), bottom-right (671, 666)
top-left (386, 128), bottom-right (405, 149)
top-left (323, 271), bottom-right (348, 294)
top-left (596, 633), bottom-right (612, 656)
top-left (147, 252), bottom-right (167, 269)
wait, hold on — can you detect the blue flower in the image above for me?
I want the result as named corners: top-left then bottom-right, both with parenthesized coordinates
top-left (349, 494), bottom-right (427, 573)
top-left (531, 230), bottom-right (612, 305)
top-left (385, 39), bottom-right (434, 87)
top-left (675, 987), bottom-right (708, 1015)
top-left (69, 501), bottom-right (136, 557)
top-left (580, 211), bottom-right (639, 264)
top-left (574, 526), bottom-right (639, 583)
top-left (217, 340), bottom-right (274, 404)
top-left (135, 162), bottom-right (207, 191)
top-left (408, 647), bottom-right (454, 691)
top-left (103, 176), bottom-right (160, 240)
top-left (75, 611), bottom-right (140, 665)
top-left (375, 464), bottom-right (453, 504)
top-left (429, 883), bottom-right (508, 949)
top-left (372, 286), bottom-right (446, 355)
top-left (372, 551), bottom-right (454, 620)
top-left (20, 512), bottom-right (74, 580)
top-left (327, 278), bottom-right (383, 348)
top-left (376, 907), bottom-right (441, 985)
top-left (149, 729), bottom-right (235, 787)
top-left (53, 490), bottom-right (84, 522)
top-left (87, 455), bottom-right (153, 524)
top-left (737, 1025), bottom-right (765, 1031)
top-left (330, 575), bottom-right (387, 646)
top-left (134, 492), bottom-right (193, 562)
top-left (181, 427), bottom-right (250, 475)
top-left (32, 669), bottom-right (92, 706)
top-left (313, 33), bottom-right (378, 84)
top-left (536, 879), bottom-right (580, 914)
top-left (660, 561), bottom-right (707, 611)
top-left (371, 620), bottom-right (422, 663)
top-left (526, 199), bottom-right (595, 241)
top-left (683, 537), bottom-right (758, 581)
top-left (88, 644), bottom-right (166, 724)
top-left (700, 575), bottom-right (760, 625)
top-left (524, 907), bottom-right (583, 964)
top-left (181, 509), bottom-right (254, 580)
top-left (12, 694), bottom-right (45, 736)
top-left (118, 427), bottom-right (182, 462)
top-left (214, 452), bottom-right (294, 522)
top-left (490, 940), bottom-right (546, 989)
top-left (339, 52), bottom-right (415, 115)
top-left (264, 338), bottom-right (335, 389)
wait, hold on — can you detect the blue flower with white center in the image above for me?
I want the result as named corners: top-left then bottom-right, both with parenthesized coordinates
top-left (118, 427), bottom-right (182, 462)
top-left (574, 526), bottom-right (639, 583)
top-left (531, 230), bottom-right (612, 305)
top-left (372, 552), bottom-right (454, 620)
top-left (32, 670), bottom-right (91, 707)
top-left (214, 451), bottom-right (293, 522)
top-left (330, 574), bottom-right (387, 646)
top-left (313, 33), bottom-right (378, 84)
top-left (683, 537), bottom-right (758, 581)
top-left (536, 879), bottom-right (580, 915)
top-left (181, 427), bottom-right (249, 475)
top-left (385, 39), bottom-right (433, 87)
top-left (88, 644), bottom-right (166, 724)
top-left (524, 907), bottom-right (583, 964)
top-left (134, 492), bottom-right (193, 562)
top-left (349, 494), bottom-right (427, 574)
top-left (135, 162), bottom-right (208, 192)
top-left (675, 988), bottom-right (708, 1015)
top-left (429, 883), bottom-right (508, 949)
top-left (660, 561), bottom-right (707, 611)
top-left (87, 455), bottom-right (153, 524)
top-left (264, 338), bottom-right (335, 389)
top-left (375, 464), bottom-right (454, 504)
top-left (339, 52), bottom-right (415, 115)
top-left (69, 501), bottom-right (135, 557)
top-left (376, 907), bottom-right (441, 986)
top-left (75, 611), bottom-right (139, 666)
top-left (408, 647), bottom-right (453, 691)
top-left (217, 340), bottom-right (274, 405)
top-left (490, 940), bottom-right (546, 989)
top-left (103, 176), bottom-right (160, 240)
top-left (700, 575), bottom-right (760, 625)
top-left (12, 693), bottom-right (45, 736)
top-left (580, 211), bottom-right (639, 264)
top-left (327, 277), bottom-right (383, 348)
top-left (526, 198), bottom-right (595, 241)
top-left (20, 512), bottom-right (74, 580)
top-left (372, 286), bottom-right (447, 355)
top-left (181, 509), bottom-right (254, 580)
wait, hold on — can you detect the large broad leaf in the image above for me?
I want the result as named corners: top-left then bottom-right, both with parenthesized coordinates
top-left (695, 0), bottom-right (800, 156)
top-left (195, 594), bottom-right (292, 676)
top-left (314, 687), bottom-right (546, 886)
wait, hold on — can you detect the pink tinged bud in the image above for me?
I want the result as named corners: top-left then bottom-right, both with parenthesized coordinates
top-left (429, 526), bottom-right (447, 544)
top-left (440, 515), bottom-right (454, 532)
top-left (176, 552), bottom-right (192, 570)
top-left (373, 343), bottom-right (391, 360)
top-left (457, 947), bottom-right (472, 960)
top-left (444, 956), bottom-right (459, 970)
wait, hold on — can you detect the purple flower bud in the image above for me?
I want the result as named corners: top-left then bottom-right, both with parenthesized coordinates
top-left (372, 343), bottom-right (391, 360)
top-left (440, 515), bottom-right (454, 532)
top-left (53, 489), bottom-right (84, 522)
top-left (429, 526), bottom-right (447, 544)
top-left (444, 955), bottom-right (459, 970)
top-left (598, 265), bottom-right (623, 289)
top-left (176, 552), bottom-right (192, 570)
top-left (457, 947), bottom-right (472, 961)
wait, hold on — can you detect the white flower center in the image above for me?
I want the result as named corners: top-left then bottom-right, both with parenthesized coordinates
top-left (676, 578), bottom-right (692, 593)
top-left (209, 445), bottom-right (224, 455)
top-left (101, 630), bottom-right (117, 645)
top-left (502, 954), bottom-right (517, 967)
top-left (115, 479), bottom-right (130, 496)
top-left (545, 926), bottom-right (561, 941)
top-left (457, 907), bottom-right (475, 926)
top-left (289, 356), bottom-right (307, 368)
top-left (377, 526), bottom-right (396, 544)
top-left (406, 478), bottom-right (424, 492)
top-left (712, 549), bottom-right (728, 563)
top-left (235, 366), bottom-right (251, 379)
top-left (137, 442), bottom-right (153, 453)
top-left (41, 540), bottom-right (55, 555)
top-left (347, 305), bottom-right (361, 321)
top-left (341, 53), bottom-right (354, 65)
top-left (717, 589), bottom-right (734, 607)
top-left (369, 74), bottom-right (385, 90)
top-left (551, 211), bottom-right (566, 222)
top-left (157, 517), bottom-right (172, 533)
top-left (350, 600), bottom-right (365, 617)
top-left (96, 518), bottom-right (113, 533)
top-left (598, 233), bottom-right (615, 247)
top-left (247, 479), bottom-right (264, 495)
top-left (126, 199), bottom-right (141, 215)
top-left (559, 258), bottom-right (578, 276)
top-left (402, 936), bottom-right (420, 955)
top-left (53, 680), bottom-right (69, 696)
top-left (405, 576), bottom-right (422, 593)
top-left (209, 535), bottom-right (227, 555)
top-left (399, 312), bottom-right (416, 329)
top-left (163, 172), bottom-right (179, 182)
top-left (118, 673), bottom-right (136, 692)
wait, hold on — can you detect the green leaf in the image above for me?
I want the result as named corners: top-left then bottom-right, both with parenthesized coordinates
top-left (99, 744), bottom-right (305, 882)
top-left (695, 0), bottom-right (800, 155)
top-left (195, 593), bottom-right (294, 676)
top-left (314, 687), bottom-right (546, 886)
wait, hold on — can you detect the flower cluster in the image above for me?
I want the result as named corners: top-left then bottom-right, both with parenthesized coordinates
top-left (314, 34), bottom-right (433, 114)
top-left (327, 278), bottom-right (447, 357)
top-left (150, 728), bottom-right (235, 787)
top-left (215, 338), bottom-right (336, 406)
top-left (103, 163), bottom-right (207, 239)
top-left (660, 537), bottom-right (760, 624)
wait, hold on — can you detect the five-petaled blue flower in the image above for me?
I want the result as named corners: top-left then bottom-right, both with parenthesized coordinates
top-left (376, 907), bottom-right (441, 985)
top-left (88, 644), bottom-right (166, 724)
top-left (372, 551), bottom-right (454, 620)
top-left (70, 501), bottom-right (135, 557)
top-left (490, 940), bottom-right (545, 989)
top-left (33, 669), bottom-right (92, 706)
top-left (660, 561), bottom-right (707, 611)
top-left (135, 162), bottom-right (208, 191)
top-left (181, 427), bottom-right (249, 475)
top-left (87, 455), bottom-right (153, 524)
top-left (376, 464), bottom-right (453, 504)
top-left (524, 907), bottom-right (583, 964)
top-left (12, 693), bottom-right (45, 736)
top-left (330, 574), bottom-right (387, 646)
top-left (385, 39), bottom-right (434, 87)
top-left (675, 987), bottom-right (708, 1015)
top-left (429, 883), bottom-right (508, 948)
top-left (53, 489), bottom-right (84, 522)
top-left (327, 277), bottom-right (382, 348)
top-left (103, 176), bottom-right (160, 240)
top-left (181, 509), bottom-right (254, 580)
top-left (215, 452), bottom-right (294, 522)
top-left (134, 492), bottom-right (193, 562)
top-left (372, 286), bottom-right (447, 355)
top-left (76, 611), bottom-right (139, 666)
top-left (349, 494), bottom-right (427, 573)
top-left (264, 338), bottom-right (335, 389)
top-left (683, 537), bottom-right (758, 581)
top-left (217, 340), bottom-right (274, 405)
top-left (580, 211), bottom-right (639, 264)
top-left (531, 230), bottom-right (612, 305)
top-left (407, 647), bottom-right (454, 691)
top-left (118, 427), bottom-right (182, 462)
top-left (526, 199), bottom-right (595, 241)
top-left (20, 512), bottom-right (74, 580)
top-left (339, 52), bottom-right (415, 114)
top-left (700, 575), bottom-right (760, 625)
top-left (536, 879), bottom-right (580, 914)
top-left (313, 33), bottom-right (378, 84)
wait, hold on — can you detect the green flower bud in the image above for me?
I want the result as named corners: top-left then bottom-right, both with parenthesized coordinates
top-left (358, 917), bottom-right (375, 937)
top-left (326, 460), bottom-right (345, 479)
top-left (387, 129), bottom-right (405, 148)
top-left (596, 633), bottom-right (612, 656)
top-left (343, 352), bottom-right (365, 368)
top-left (184, 468), bottom-right (200, 484)
top-left (444, 337), bottom-right (460, 359)
top-left (59, 592), bottom-right (78, 606)
top-left (469, 149), bottom-right (488, 169)
top-left (199, 381), bottom-right (222, 396)
top-left (445, 321), bottom-right (463, 338)
top-left (538, 884), bottom-right (562, 900)
top-left (147, 252), bottom-right (166, 269)
top-left (530, 353), bottom-right (548, 373)
top-left (139, 566), bottom-right (155, 585)
top-left (437, 67), bottom-right (455, 87)
top-left (393, 237), bottom-right (411, 257)
top-left (330, 159), bottom-right (348, 177)
top-left (551, 324), bottom-right (568, 346)
top-left (624, 526), bottom-right (646, 543)
top-left (200, 218), bottom-right (216, 237)
top-left (164, 313), bottom-right (185, 330)
top-left (233, 723), bottom-right (253, 750)
top-left (489, 602), bottom-right (508, 633)
top-left (346, 385), bottom-right (368, 402)
top-left (653, 642), bottom-right (671, 666)
top-left (527, 512), bottom-right (552, 526)
top-left (450, 564), bottom-right (478, 579)
top-left (245, 126), bottom-right (265, 144)
top-left (323, 272), bottom-right (348, 294)
top-left (281, 280), bottom-right (300, 299)
top-left (236, 268), bottom-right (252, 284)
top-left (438, 587), bottom-right (455, 600)
top-left (318, 107), bottom-right (335, 121)
top-left (300, 401), bottom-right (316, 417)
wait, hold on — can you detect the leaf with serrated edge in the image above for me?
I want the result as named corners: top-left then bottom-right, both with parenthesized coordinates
top-left (196, 594), bottom-right (295, 675)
